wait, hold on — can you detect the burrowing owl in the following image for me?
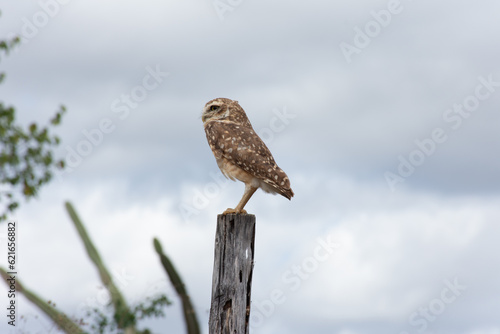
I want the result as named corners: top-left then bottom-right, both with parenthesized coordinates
top-left (202, 98), bottom-right (294, 214)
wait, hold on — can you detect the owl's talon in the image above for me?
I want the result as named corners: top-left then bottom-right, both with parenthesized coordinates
top-left (223, 208), bottom-right (247, 215)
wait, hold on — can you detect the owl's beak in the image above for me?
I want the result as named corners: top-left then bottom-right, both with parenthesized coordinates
top-left (201, 113), bottom-right (207, 123)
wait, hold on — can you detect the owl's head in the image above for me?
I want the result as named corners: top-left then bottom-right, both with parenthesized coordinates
top-left (202, 98), bottom-right (250, 126)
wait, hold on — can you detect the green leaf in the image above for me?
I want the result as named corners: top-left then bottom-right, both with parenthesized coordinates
top-left (0, 91), bottom-right (66, 220)
top-left (7, 202), bottom-right (18, 211)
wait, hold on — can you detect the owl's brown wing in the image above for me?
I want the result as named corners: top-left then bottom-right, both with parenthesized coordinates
top-left (204, 121), bottom-right (293, 199)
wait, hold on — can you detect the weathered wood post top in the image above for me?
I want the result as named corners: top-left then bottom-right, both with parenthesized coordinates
top-left (209, 214), bottom-right (256, 334)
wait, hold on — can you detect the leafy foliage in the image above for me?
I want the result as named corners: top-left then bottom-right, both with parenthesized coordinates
top-left (0, 22), bottom-right (65, 221)
top-left (83, 294), bottom-right (171, 334)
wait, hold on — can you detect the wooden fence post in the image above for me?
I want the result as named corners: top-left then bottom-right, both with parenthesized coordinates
top-left (209, 214), bottom-right (256, 334)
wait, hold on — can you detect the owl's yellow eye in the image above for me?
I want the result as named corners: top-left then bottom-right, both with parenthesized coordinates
top-left (209, 105), bottom-right (220, 111)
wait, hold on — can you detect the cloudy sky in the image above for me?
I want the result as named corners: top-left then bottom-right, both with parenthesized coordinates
top-left (1, 0), bottom-right (500, 333)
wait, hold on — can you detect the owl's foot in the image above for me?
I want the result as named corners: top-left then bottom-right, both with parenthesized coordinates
top-left (223, 208), bottom-right (247, 215)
